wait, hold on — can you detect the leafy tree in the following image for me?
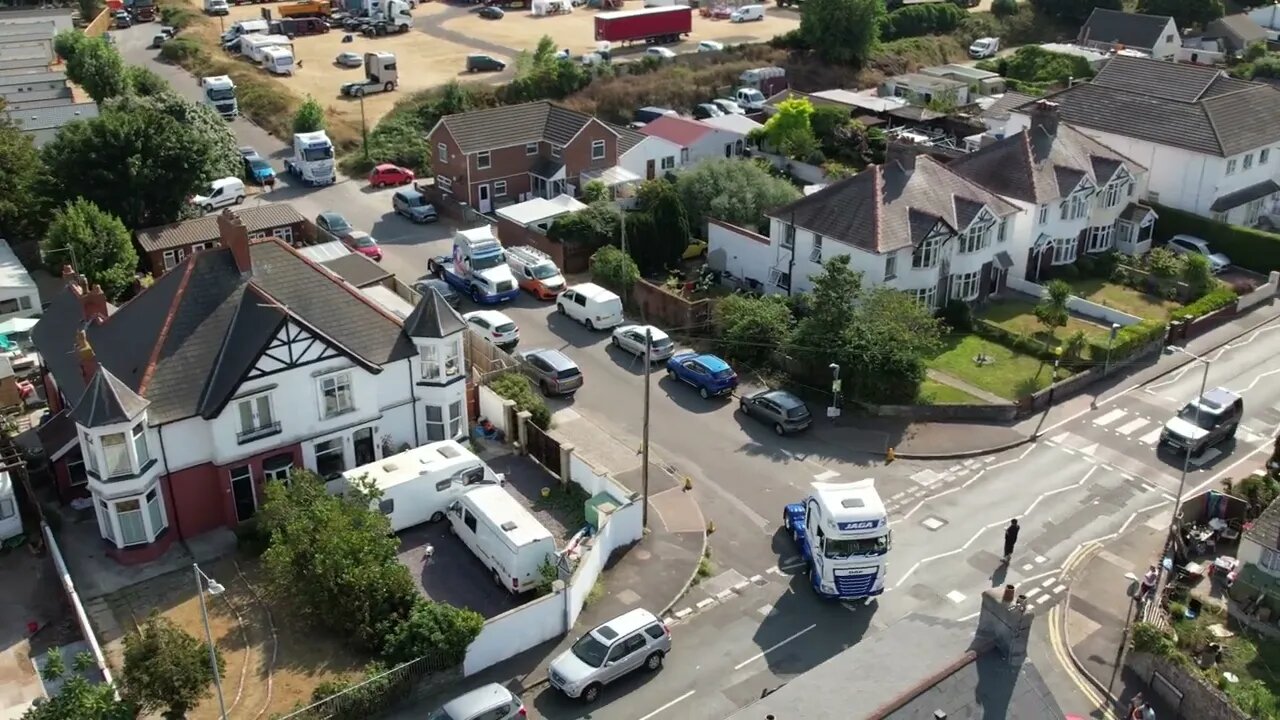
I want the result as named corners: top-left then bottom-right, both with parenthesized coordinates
top-left (1180, 253), bottom-right (1214, 298)
top-left (790, 255), bottom-right (862, 363)
top-left (293, 95), bottom-right (325, 133)
top-left (121, 612), bottom-right (223, 718)
top-left (381, 600), bottom-right (485, 665)
top-left (589, 244), bottom-right (640, 295)
top-left (1029, 0), bottom-right (1120, 24)
top-left (582, 180), bottom-right (609, 204)
top-left (548, 202), bottom-right (621, 248)
top-left (991, 0), bottom-right (1017, 16)
top-left (65, 37), bottom-right (127, 103)
top-left (675, 158), bottom-right (800, 232)
top-left (42, 200), bottom-right (138, 301)
top-left (505, 35), bottom-right (591, 103)
top-left (800, 0), bottom-right (885, 67)
top-left (629, 179), bottom-right (690, 274)
top-left (714, 294), bottom-right (794, 365)
top-left (1034, 279), bottom-right (1072, 338)
top-left (22, 675), bottom-right (135, 720)
top-left (0, 112), bottom-right (49, 243)
top-left (1137, 0), bottom-right (1224, 28)
top-left (53, 30), bottom-right (87, 66)
top-left (124, 66), bottom-right (170, 97)
top-left (119, 92), bottom-right (241, 179)
top-left (810, 105), bottom-right (851, 148)
top-left (759, 98), bottom-right (818, 160)
top-left (258, 469), bottom-right (418, 653)
top-left (1145, 246), bottom-right (1182, 282)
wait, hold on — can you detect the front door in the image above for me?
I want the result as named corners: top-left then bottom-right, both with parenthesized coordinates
top-left (988, 267), bottom-right (1005, 296)
top-left (477, 184), bottom-right (492, 213)
top-left (646, 159), bottom-right (656, 180)
top-left (230, 467), bottom-right (256, 522)
top-left (353, 427), bottom-right (376, 466)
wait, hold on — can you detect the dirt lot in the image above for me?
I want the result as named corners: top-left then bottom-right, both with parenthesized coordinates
top-left (185, 2), bottom-right (507, 126)
top-left (102, 558), bottom-right (366, 719)
top-left (441, 3), bottom-right (800, 58)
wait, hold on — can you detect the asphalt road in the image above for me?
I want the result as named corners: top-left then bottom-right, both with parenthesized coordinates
top-left (118, 28), bottom-right (1280, 719)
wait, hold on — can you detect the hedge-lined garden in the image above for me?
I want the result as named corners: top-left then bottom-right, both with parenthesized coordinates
top-left (1151, 204), bottom-right (1280, 275)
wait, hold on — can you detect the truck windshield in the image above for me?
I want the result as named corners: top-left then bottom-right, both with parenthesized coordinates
top-left (302, 145), bottom-right (334, 162)
top-left (471, 252), bottom-right (504, 271)
top-left (206, 88), bottom-right (235, 101)
top-left (531, 263), bottom-right (559, 280)
top-left (823, 533), bottom-right (890, 558)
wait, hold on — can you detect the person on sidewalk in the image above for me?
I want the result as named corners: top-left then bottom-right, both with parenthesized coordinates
top-left (1139, 565), bottom-right (1158, 601)
top-left (1002, 519), bottom-right (1020, 562)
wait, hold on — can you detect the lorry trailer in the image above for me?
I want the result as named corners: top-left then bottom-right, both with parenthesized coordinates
top-left (594, 5), bottom-right (691, 45)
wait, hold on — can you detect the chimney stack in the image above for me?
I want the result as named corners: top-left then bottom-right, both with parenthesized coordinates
top-left (1029, 100), bottom-right (1060, 137)
top-left (885, 141), bottom-right (922, 172)
top-left (69, 279), bottom-right (109, 324)
top-left (217, 209), bottom-right (253, 274)
top-left (75, 329), bottom-right (98, 385)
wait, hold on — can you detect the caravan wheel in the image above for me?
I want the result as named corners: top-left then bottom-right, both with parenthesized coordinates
top-left (430, 511), bottom-right (444, 523)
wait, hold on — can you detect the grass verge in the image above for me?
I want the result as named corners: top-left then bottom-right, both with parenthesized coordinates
top-left (979, 298), bottom-right (1111, 348)
top-left (927, 334), bottom-right (1070, 400)
top-left (916, 379), bottom-right (987, 405)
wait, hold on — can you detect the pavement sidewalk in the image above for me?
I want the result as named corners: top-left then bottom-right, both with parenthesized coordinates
top-left (815, 300), bottom-right (1280, 460)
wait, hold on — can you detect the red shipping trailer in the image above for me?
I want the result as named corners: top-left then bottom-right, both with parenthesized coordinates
top-left (595, 5), bottom-right (692, 45)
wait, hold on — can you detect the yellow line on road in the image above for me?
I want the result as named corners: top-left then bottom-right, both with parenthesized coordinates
top-left (1046, 544), bottom-right (1117, 720)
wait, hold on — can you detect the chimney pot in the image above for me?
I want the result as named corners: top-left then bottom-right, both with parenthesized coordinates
top-left (1030, 100), bottom-right (1060, 136)
top-left (217, 209), bottom-right (253, 274)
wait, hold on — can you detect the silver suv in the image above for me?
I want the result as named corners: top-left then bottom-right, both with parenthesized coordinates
top-left (428, 683), bottom-right (524, 720)
top-left (548, 608), bottom-right (671, 703)
top-left (1160, 387), bottom-right (1244, 457)
top-left (514, 348), bottom-right (583, 397)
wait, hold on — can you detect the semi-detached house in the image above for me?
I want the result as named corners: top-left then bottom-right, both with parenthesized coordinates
top-left (427, 101), bottom-right (628, 214)
top-left (33, 212), bottom-right (469, 565)
top-left (1007, 56), bottom-right (1280, 226)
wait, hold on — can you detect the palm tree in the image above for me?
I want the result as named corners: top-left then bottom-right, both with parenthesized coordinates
top-left (1034, 279), bottom-right (1072, 340)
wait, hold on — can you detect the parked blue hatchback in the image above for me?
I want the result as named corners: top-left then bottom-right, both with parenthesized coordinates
top-left (665, 352), bottom-right (738, 399)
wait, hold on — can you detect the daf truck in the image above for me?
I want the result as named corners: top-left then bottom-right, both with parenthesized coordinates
top-left (340, 51), bottom-right (397, 96)
top-left (427, 226), bottom-right (520, 304)
top-left (284, 131), bottom-right (336, 186)
top-left (783, 480), bottom-right (891, 603)
top-left (200, 75), bottom-right (238, 119)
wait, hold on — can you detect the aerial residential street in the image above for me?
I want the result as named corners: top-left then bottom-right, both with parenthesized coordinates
top-left (107, 25), bottom-right (1280, 720)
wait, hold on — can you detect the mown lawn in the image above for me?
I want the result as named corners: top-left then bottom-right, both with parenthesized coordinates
top-left (1066, 278), bottom-right (1182, 320)
top-left (980, 298), bottom-right (1111, 348)
top-left (927, 335), bottom-right (1070, 401)
top-left (916, 379), bottom-right (988, 405)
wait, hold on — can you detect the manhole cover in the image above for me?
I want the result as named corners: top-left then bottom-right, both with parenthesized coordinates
top-left (921, 516), bottom-right (947, 531)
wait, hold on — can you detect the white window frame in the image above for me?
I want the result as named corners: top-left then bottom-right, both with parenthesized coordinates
top-left (237, 393), bottom-right (276, 439)
top-left (0, 496), bottom-right (15, 521)
top-left (67, 456), bottom-right (88, 487)
top-left (1212, 210), bottom-right (1228, 223)
top-left (525, 142), bottom-right (538, 156)
top-left (1086, 225), bottom-right (1114, 253)
top-left (493, 180), bottom-right (507, 197)
top-left (162, 249), bottom-right (185, 271)
top-left (449, 400), bottom-right (463, 438)
top-left (680, 148), bottom-right (690, 164)
top-left (476, 151), bottom-right (491, 170)
top-left (318, 372), bottom-right (354, 419)
top-left (958, 223), bottom-right (989, 254)
top-left (1244, 153), bottom-right (1254, 171)
top-left (809, 234), bottom-right (823, 263)
top-left (263, 454), bottom-right (294, 484)
top-left (271, 227), bottom-right (293, 243)
top-left (81, 433), bottom-right (98, 476)
top-left (591, 139), bottom-right (606, 160)
top-left (443, 338), bottom-right (461, 379)
top-left (781, 224), bottom-right (795, 250)
top-left (768, 268), bottom-right (790, 291)
top-left (1069, 191), bottom-right (1090, 220)
top-left (1226, 158), bottom-right (1238, 175)
top-left (1261, 547), bottom-right (1280, 575)
top-left (660, 156), bottom-right (675, 170)
top-left (1103, 182), bottom-right (1122, 209)
top-left (101, 432), bottom-right (131, 478)
top-left (949, 271), bottom-right (981, 302)
top-left (551, 145), bottom-right (562, 158)
top-left (131, 423), bottom-right (150, 468)
top-left (437, 143), bottom-right (448, 163)
top-left (908, 286), bottom-right (937, 310)
top-left (1038, 204), bottom-right (1049, 225)
top-left (1261, 148), bottom-right (1271, 165)
top-left (996, 218), bottom-right (1008, 243)
top-left (884, 253), bottom-right (897, 280)
top-left (1051, 236), bottom-right (1078, 265)
top-left (419, 345), bottom-right (440, 381)
top-left (191, 242), bottom-right (210, 252)
top-left (424, 404), bottom-right (447, 441)
top-left (913, 235), bottom-right (942, 269)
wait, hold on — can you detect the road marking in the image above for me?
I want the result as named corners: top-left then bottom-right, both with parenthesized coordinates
top-left (1035, 593), bottom-right (1052, 605)
top-left (1139, 428), bottom-right (1163, 445)
top-left (1234, 367), bottom-right (1280, 395)
top-left (1021, 563), bottom-right (1034, 571)
top-left (696, 598), bottom-right (716, 611)
top-left (1053, 584), bottom-right (1067, 594)
top-left (733, 624), bottom-right (817, 670)
top-left (637, 690), bottom-right (696, 720)
top-left (959, 611), bottom-right (980, 622)
top-left (1076, 442), bottom-right (1100, 456)
top-left (1116, 418), bottom-right (1149, 436)
top-left (946, 590), bottom-right (966, 604)
top-left (757, 604), bottom-right (775, 617)
top-left (1041, 577), bottom-right (1055, 587)
top-left (1093, 409), bottom-right (1128, 427)
top-left (1049, 432), bottom-right (1069, 444)
top-left (1035, 555), bottom-right (1048, 563)
top-left (1185, 420), bottom-right (1280, 499)
top-left (1142, 483), bottom-right (1158, 493)
top-left (1024, 587), bottom-right (1040, 599)
top-left (814, 470), bottom-right (840, 481)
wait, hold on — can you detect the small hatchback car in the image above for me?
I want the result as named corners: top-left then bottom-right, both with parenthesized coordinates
top-left (548, 608), bottom-right (671, 704)
top-left (739, 389), bottom-right (812, 435)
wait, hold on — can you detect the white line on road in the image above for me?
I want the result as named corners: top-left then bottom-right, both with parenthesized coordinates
top-left (1115, 418), bottom-right (1150, 436)
top-left (900, 447), bottom-right (1037, 521)
top-left (1184, 421), bottom-right (1280, 500)
top-left (1138, 428), bottom-right (1163, 445)
top-left (1093, 409), bottom-right (1128, 427)
top-left (637, 690), bottom-right (696, 720)
top-left (1234, 367), bottom-right (1280, 395)
top-left (733, 624), bottom-right (818, 671)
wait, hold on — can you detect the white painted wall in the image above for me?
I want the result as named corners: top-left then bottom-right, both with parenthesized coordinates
top-left (619, 135), bottom-right (682, 181)
top-left (565, 498), bottom-right (643, 627)
top-left (707, 221), bottom-right (773, 283)
top-left (463, 590), bottom-right (566, 676)
top-left (688, 126), bottom-right (750, 165)
top-left (1006, 276), bottom-right (1142, 326)
top-left (1151, 18), bottom-right (1182, 60)
top-left (1238, 537), bottom-right (1263, 567)
top-left (478, 384), bottom-right (512, 438)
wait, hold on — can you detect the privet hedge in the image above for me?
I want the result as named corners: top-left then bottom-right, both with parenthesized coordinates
top-left (1151, 204), bottom-right (1280, 275)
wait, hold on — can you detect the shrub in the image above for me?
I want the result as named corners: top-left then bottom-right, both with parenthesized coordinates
top-left (1170, 283), bottom-right (1236, 321)
top-left (1151, 204), bottom-right (1280, 274)
top-left (381, 599), bottom-right (485, 665)
top-left (488, 373), bottom-right (552, 429)
top-left (1086, 319), bottom-right (1166, 364)
top-left (1130, 622), bottom-right (1175, 655)
top-left (1181, 254), bottom-right (1214, 298)
top-left (293, 95), bottom-right (325, 133)
top-left (234, 517), bottom-right (270, 557)
top-left (938, 299), bottom-right (973, 332)
top-left (590, 245), bottom-right (640, 294)
top-left (157, 37), bottom-right (203, 65)
top-left (342, 111), bottom-right (432, 176)
top-left (991, 0), bottom-right (1017, 16)
top-left (714, 293), bottom-right (794, 365)
top-left (881, 3), bottom-right (967, 41)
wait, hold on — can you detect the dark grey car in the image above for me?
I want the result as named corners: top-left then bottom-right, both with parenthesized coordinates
top-left (516, 348), bottom-right (584, 397)
top-left (393, 188), bottom-right (439, 223)
top-left (738, 389), bottom-right (812, 435)
top-left (413, 278), bottom-right (462, 309)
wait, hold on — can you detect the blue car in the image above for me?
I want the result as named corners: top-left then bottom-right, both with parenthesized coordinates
top-left (239, 147), bottom-right (276, 187)
top-left (666, 352), bottom-right (738, 399)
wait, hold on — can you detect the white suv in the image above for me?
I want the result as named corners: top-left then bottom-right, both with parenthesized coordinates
top-left (548, 608), bottom-right (671, 703)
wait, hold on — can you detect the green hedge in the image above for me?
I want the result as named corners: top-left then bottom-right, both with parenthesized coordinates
top-left (1170, 283), bottom-right (1237, 321)
top-left (1152, 204), bottom-right (1280, 275)
top-left (1085, 319), bottom-right (1167, 365)
top-left (973, 319), bottom-right (1060, 364)
top-left (881, 4), bottom-right (966, 41)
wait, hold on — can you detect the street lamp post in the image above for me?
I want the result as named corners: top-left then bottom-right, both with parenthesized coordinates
top-left (193, 564), bottom-right (228, 720)
top-left (827, 363), bottom-right (841, 420)
top-left (640, 327), bottom-right (652, 529)
top-left (1158, 346), bottom-right (1211, 594)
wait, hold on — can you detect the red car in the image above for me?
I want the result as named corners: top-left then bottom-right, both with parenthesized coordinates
top-left (343, 230), bottom-right (383, 261)
top-left (368, 163), bottom-right (414, 188)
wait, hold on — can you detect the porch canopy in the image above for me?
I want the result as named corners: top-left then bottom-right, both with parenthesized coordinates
top-left (581, 165), bottom-right (641, 188)
top-left (1120, 202), bottom-right (1158, 226)
top-left (1210, 180), bottom-right (1280, 212)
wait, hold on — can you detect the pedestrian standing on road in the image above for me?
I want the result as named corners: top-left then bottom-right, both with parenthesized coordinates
top-left (1140, 565), bottom-right (1158, 601)
top-left (1002, 519), bottom-right (1020, 562)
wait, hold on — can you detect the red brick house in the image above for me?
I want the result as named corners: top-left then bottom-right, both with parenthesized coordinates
top-left (427, 101), bottom-right (624, 214)
top-left (136, 204), bottom-right (310, 276)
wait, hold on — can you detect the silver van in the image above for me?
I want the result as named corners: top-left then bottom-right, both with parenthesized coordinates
top-left (548, 608), bottom-right (671, 703)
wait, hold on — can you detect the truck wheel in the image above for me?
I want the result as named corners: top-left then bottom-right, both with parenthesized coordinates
top-left (384, 81), bottom-right (394, 92)
top-left (353, 87), bottom-right (364, 97)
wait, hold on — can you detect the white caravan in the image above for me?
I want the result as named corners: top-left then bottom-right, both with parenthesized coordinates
top-left (783, 479), bottom-right (891, 602)
top-left (447, 485), bottom-right (557, 594)
top-left (339, 440), bottom-right (498, 532)
top-left (261, 45), bottom-right (295, 75)
top-left (0, 471), bottom-right (21, 542)
top-left (240, 34), bottom-right (292, 64)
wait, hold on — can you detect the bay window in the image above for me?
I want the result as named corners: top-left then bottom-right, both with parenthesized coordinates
top-left (913, 236), bottom-right (943, 269)
top-left (1086, 225), bottom-right (1114, 253)
top-left (419, 345), bottom-right (440, 381)
top-left (444, 339), bottom-right (461, 378)
top-left (949, 271), bottom-right (981, 302)
top-left (908, 286), bottom-right (937, 310)
top-left (1052, 237), bottom-right (1078, 265)
top-left (263, 454), bottom-right (294, 484)
top-left (958, 223), bottom-right (989, 254)
top-left (82, 433), bottom-right (99, 475)
top-left (97, 499), bottom-right (114, 544)
top-left (1102, 182), bottom-right (1122, 209)
top-left (425, 405), bottom-right (446, 441)
top-left (94, 484), bottom-right (168, 549)
top-left (132, 424), bottom-right (151, 466)
top-left (102, 433), bottom-right (130, 477)
top-left (116, 499), bottom-right (147, 546)
top-left (449, 400), bottom-right (463, 438)
top-left (419, 341), bottom-right (462, 382)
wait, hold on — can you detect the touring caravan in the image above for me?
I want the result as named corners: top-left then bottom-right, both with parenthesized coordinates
top-left (0, 471), bottom-right (21, 542)
top-left (447, 485), bottom-right (557, 594)
top-left (339, 440), bottom-right (498, 532)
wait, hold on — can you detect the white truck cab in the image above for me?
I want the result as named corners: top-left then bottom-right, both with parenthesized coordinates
top-left (200, 75), bottom-right (237, 119)
top-left (285, 131), bottom-right (335, 186)
top-left (783, 480), bottom-right (891, 602)
top-left (430, 226), bottom-right (521, 304)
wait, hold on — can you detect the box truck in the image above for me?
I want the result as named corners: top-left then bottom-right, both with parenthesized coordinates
top-left (594, 5), bottom-right (691, 45)
top-left (339, 440), bottom-right (499, 532)
top-left (447, 484), bottom-right (558, 594)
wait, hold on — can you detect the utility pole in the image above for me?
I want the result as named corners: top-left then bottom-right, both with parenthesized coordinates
top-left (641, 328), bottom-right (652, 529)
top-left (360, 94), bottom-right (370, 162)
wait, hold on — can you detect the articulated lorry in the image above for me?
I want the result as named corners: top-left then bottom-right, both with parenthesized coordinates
top-left (340, 52), bottom-right (397, 96)
top-left (783, 480), bottom-right (891, 603)
top-left (200, 75), bottom-right (237, 119)
top-left (337, 0), bottom-right (413, 35)
top-left (284, 131), bottom-right (336, 186)
top-left (594, 5), bottom-right (691, 45)
top-left (427, 226), bottom-right (520, 304)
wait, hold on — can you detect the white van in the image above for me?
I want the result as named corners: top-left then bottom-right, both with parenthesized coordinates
top-left (339, 440), bottom-right (497, 533)
top-left (192, 177), bottom-right (245, 213)
top-left (730, 4), bottom-right (764, 21)
top-left (447, 485), bottom-right (557, 594)
top-left (555, 282), bottom-right (624, 330)
top-left (261, 45), bottom-right (294, 75)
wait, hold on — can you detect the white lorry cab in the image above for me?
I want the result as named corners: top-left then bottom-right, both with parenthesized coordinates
top-left (447, 484), bottom-right (557, 594)
top-left (285, 131), bottom-right (336, 186)
top-left (783, 480), bottom-right (891, 602)
top-left (339, 440), bottom-right (499, 532)
top-left (200, 75), bottom-right (237, 119)
top-left (428, 226), bottom-right (521, 304)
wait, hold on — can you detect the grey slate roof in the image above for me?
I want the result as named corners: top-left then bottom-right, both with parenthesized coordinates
top-left (1246, 497), bottom-right (1280, 552)
top-left (403, 288), bottom-right (465, 339)
top-left (1205, 14), bottom-right (1267, 52)
top-left (35, 410), bottom-right (77, 460)
top-left (0, 70), bottom-right (65, 87)
top-left (70, 367), bottom-right (149, 428)
top-left (983, 91), bottom-right (1037, 121)
top-left (437, 101), bottom-right (616, 155)
top-left (320, 253), bottom-right (392, 288)
top-left (769, 155), bottom-right (1020, 255)
top-left (1211, 179), bottom-right (1280, 212)
top-left (3, 101), bottom-right (97, 135)
top-left (885, 652), bottom-right (1065, 719)
top-left (34, 239), bottom-right (418, 425)
top-left (136, 204), bottom-right (306, 252)
top-left (950, 116), bottom-right (1144, 204)
top-left (610, 123), bottom-right (647, 155)
top-left (1017, 56), bottom-right (1280, 157)
top-left (1079, 8), bottom-right (1173, 50)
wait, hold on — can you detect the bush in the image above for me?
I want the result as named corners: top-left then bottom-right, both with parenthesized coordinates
top-left (158, 36), bottom-right (204, 65)
top-left (158, 3), bottom-right (198, 28)
top-left (234, 517), bottom-right (270, 557)
top-left (991, 0), bottom-right (1017, 16)
top-left (974, 319), bottom-right (1059, 363)
top-left (342, 111), bottom-right (432, 176)
top-left (590, 245), bottom-right (640, 294)
top-left (1170, 283), bottom-right (1236, 321)
top-left (487, 373), bottom-right (552, 430)
top-left (996, 45), bottom-right (1095, 86)
top-left (882, 3), bottom-right (966, 41)
top-left (714, 293), bottom-right (794, 365)
top-left (381, 600), bottom-right (484, 665)
top-left (293, 95), bottom-right (325, 134)
top-left (1151, 204), bottom-right (1280, 274)
top-left (938, 299), bottom-right (973, 332)
top-left (1085, 319), bottom-right (1166, 365)
top-left (1131, 622), bottom-right (1175, 655)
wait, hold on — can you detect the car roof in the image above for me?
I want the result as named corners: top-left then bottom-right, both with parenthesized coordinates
top-left (1199, 386), bottom-right (1240, 410)
top-left (619, 324), bottom-right (669, 341)
top-left (419, 278), bottom-right (454, 292)
top-left (211, 177), bottom-right (241, 187)
top-left (465, 309), bottom-right (512, 324)
top-left (439, 682), bottom-right (516, 717)
top-left (374, 163), bottom-right (398, 171)
top-left (591, 608), bottom-right (660, 642)
top-left (759, 389), bottom-right (803, 407)
top-left (569, 282), bottom-right (618, 300)
top-left (527, 348), bottom-right (576, 370)
top-left (690, 354), bottom-right (730, 372)
top-left (347, 230), bottom-right (372, 240)
top-left (1170, 234), bottom-right (1207, 246)
top-left (318, 210), bottom-right (348, 223)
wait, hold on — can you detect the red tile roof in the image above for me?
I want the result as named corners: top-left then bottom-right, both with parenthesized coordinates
top-left (640, 115), bottom-right (713, 148)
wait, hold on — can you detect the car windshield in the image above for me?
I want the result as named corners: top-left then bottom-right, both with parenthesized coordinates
top-left (403, 194), bottom-right (425, 207)
top-left (354, 235), bottom-right (377, 248)
top-left (495, 322), bottom-right (517, 334)
top-left (425, 709), bottom-right (454, 720)
top-left (472, 253), bottom-right (504, 270)
top-left (532, 264), bottom-right (559, 280)
top-left (824, 533), bottom-right (890, 558)
top-left (571, 634), bottom-right (609, 667)
top-left (302, 145), bottom-right (334, 162)
top-left (207, 88), bottom-right (235, 101)
top-left (249, 159), bottom-right (270, 172)
top-left (785, 405), bottom-right (809, 419)
top-left (1176, 404), bottom-right (1218, 430)
top-left (652, 337), bottom-right (673, 349)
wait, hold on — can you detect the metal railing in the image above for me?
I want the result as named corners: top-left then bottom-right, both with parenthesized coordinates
top-left (276, 652), bottom-right (455, 720)
top-left (236, 421), bottom-right (282, 444)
